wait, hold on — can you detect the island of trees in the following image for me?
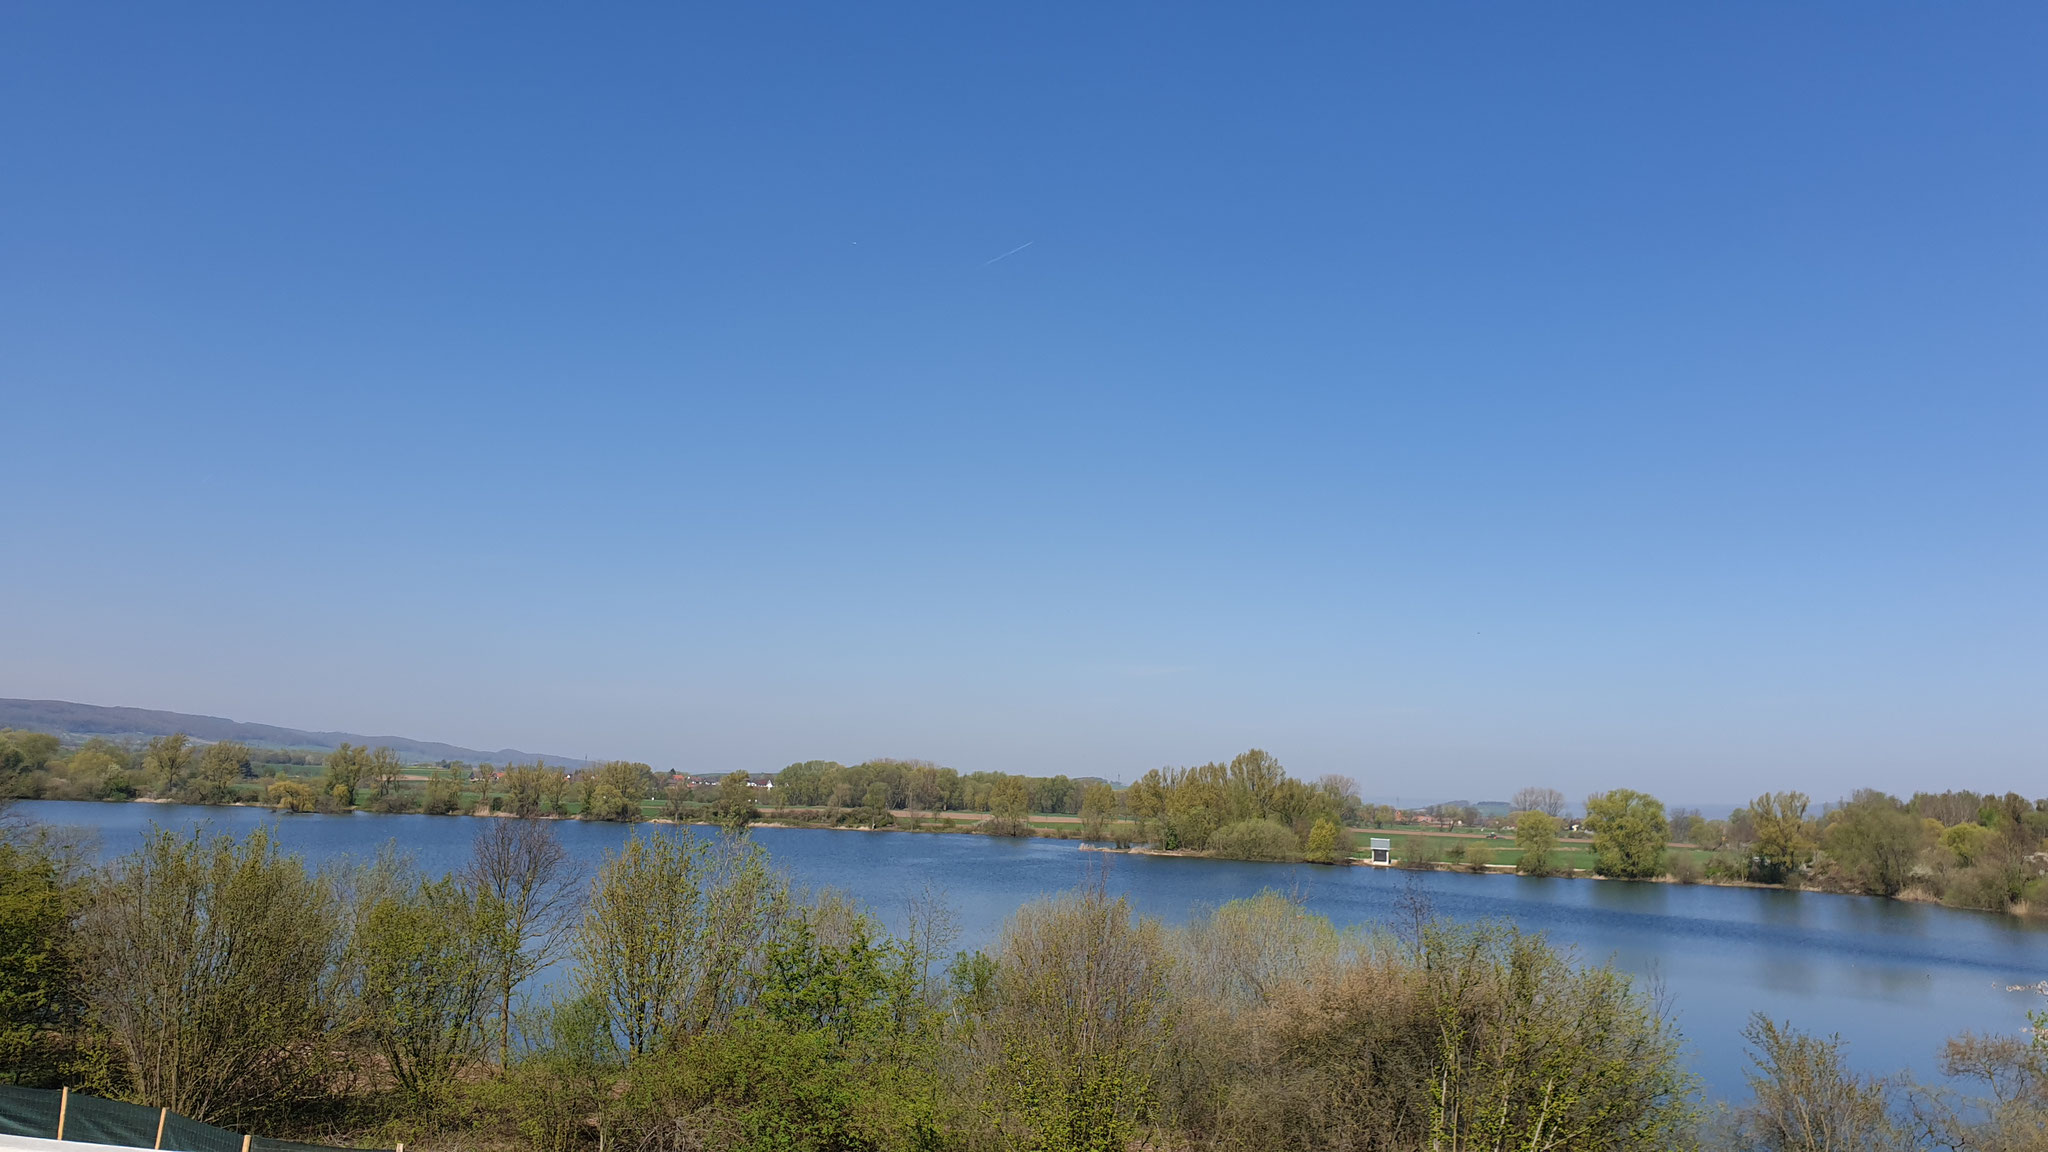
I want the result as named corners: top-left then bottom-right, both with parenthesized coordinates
top-left (2, 727), bottom-right (2044, 917)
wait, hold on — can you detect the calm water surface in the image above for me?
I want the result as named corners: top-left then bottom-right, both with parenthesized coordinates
top-left (18, 799), bottom-right (2047, 1100)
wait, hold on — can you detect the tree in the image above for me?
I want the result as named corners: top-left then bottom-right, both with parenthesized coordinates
top-left (1584, 789), bottom-right (1668, 879)
top-left (78, 829), bottom-right (343, 1128)
top-left (539, 766), bottom-right (571, 813)
top-left (65, 739), bottom-right (132, 799)
top-left (0, 837), bottom-right (81, 1084)
top-left (1668, 807), bottom-right (1704, 844)
top-left (1514, 809), bottom-right (1562, 876)
top-left (909, 763), bottom-right (947, 814)
top-left (1126, 770), bottom-right (1167, 839)
top-left (1226, 749), bottom-right (1286, 820)
top-left (1512, 786), bottom-right (1567, 819)
top-left (421, 768), bottom-right (463, 815)
top-left (0, 730), bottom-right (62, 773)
top-left (194, 740), bottom-right (252, 801)
top-left (502, 764), bottom-right (545, 818)
top-left (462, 819), bottom-right (581, 1067)
top-left (1304, 817), bottom-right (1341, 864)
top-left (713, 770), bottom-right (760, 831)
top-left (351, 873), bottom-right (496, 1104)
top-left (1824, 792), bottom-right (1924, 897)
top-left (1941, 820), bottom-right (1991, 867)
top-left (1316, 774), bottom-right (1363, 823)
top-left (582, 783), bottom-right (631, 822)
top-left (1079, 782), bottom-right (1115, 841)
top-left (323, 743), bottom-right (367, 807)
top-left (266, 778), bottom-right (317, 812)
top-left (862, 781), bottom-right (891, 812)
top-left (986, 775), bottom-right (1032, 837)
top-left (366, 746), bottom-right (405, 803)
top-left (1735, 1015), bottom-right (1907, 1151)
top-left (977, 887), bottom-right (1173, 1152)
top-left (142, 733), bottom-right (193, 798)
top-left (1747, 792), bottom-right (1814, 884)
top-left (574, 833), bottom-right (790, 1054)
top-left (593, 760), bottom-right (654, 810)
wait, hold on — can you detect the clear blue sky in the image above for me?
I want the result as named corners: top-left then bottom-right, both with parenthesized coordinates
top-left (3, 4), bottom-right (2042, 802)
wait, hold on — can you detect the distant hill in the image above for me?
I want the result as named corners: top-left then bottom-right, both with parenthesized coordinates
top-left (0, 698), bottom-right (590, 768)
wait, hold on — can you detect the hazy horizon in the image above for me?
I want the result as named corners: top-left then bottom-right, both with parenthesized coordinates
top-left (4, 5), bottom-right (2042, 802)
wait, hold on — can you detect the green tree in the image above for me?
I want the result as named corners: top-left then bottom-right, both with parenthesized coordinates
top-left (909, 762), bottom-right (948, 813)
top-left (366, 746), bottom-right (406, 803)
top-left (351, 873), bottom-right (496, 1104)
top-left (574, 833), bottom-right (790, 1054)
top-left (141, 733), bottom-right (194, 798)
top-left (978, 887), bottom-right (1173, 1152)
top-left (1514, 809), bottom-right (1562, 876)
top-left (714, 770), bottom-right (761, 831)
top-left (540, 766), bottom-right (572, 813)
top-left (1940, 820), bottom-right (1991, 866)
top-left (323, 742), bottom-right (368, 807)
top-left (862, 781), bottom-right (891, 813)
top-left (592, 760), bottom-right (655, 812)
top-left (267, 778), bottom-right (317, 812)
top-left (1823, 792), bottom-right (1924, 897)
top-left (1584, 789), bottom-right (1668, 879)
top-left (1304, 817), bottom-right (1341, 864)
top-left (77, 829), bottom-right (343, 1128)
top-left (583, 783), bottom-right (631, 822)
top-left (1226, 748), bottom-right (1286, 820)
top-left (65, 739), bottom-right (132, 799)
top-left (1, 730), bottom-right (62, 771)
top-left (1126, 770), bottom-right (1166, 840)
top-left (0, 837), bottom-right (81, 1084)
top-left (421, 768), bottom-right (464, 815)
top-left (191, 739), bottom-right (252, 803)
top-left (1079, 782), bottom-right (1116, 842)
top-left (502, 764), bottom-right (545, 817)
top-left (987, 775), bottom-right (1033, 837)
top-left (1747, 792), bottom-right (1814, 884)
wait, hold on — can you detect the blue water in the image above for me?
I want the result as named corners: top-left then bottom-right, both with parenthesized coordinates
top-left (17, 799), bottom-right (2047, 1100)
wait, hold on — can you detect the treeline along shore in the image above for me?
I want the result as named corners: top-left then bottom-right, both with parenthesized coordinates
top-left (2, 812), bottom-right (2045, 1151)
top-left (4, 726), bottom-right (2046, 918)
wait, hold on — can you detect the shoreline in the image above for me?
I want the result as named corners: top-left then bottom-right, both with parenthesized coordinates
top-left (17, 796), bottom-right (2029, 919)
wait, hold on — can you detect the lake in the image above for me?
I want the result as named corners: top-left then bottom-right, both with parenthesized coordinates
top-left (15, 799), bottom-right (2047, 1100)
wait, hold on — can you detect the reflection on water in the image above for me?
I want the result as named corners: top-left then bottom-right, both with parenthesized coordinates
top-left (15, 799), bottom-right (2048, 1099)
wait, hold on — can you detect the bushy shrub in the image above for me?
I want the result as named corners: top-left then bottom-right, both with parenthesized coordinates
top-left (1160, 905), bottom-right (1700, 1152)
top-left (1207, 819), bottom-right (1303, 862)
top-left (1706, 850), bottom-right (1750, 881)
top-left (1668, 853), bottom-right (1704, 884)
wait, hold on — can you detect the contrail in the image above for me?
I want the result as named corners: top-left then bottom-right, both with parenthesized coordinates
top-left (982, 240), bottom-right (1034, 266)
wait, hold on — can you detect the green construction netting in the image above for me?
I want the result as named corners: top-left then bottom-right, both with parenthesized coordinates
top-left (0, 1085), bottom-right (388, 1151)
top-left (158, 1109), bottom-right (245, 1152)
top-left (61, 1093), bottom-right (169, 1147)
top-left (0, 1084), bottom-right (61, 1137)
